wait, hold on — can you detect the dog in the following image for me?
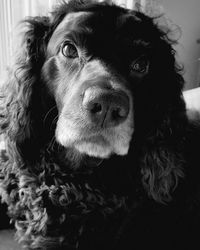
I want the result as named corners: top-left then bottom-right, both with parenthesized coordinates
top-left (1, 0), bottom-right (200, 249)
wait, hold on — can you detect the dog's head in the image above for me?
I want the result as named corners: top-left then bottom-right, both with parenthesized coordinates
top-left (1, 0), bottom-right (186, 202)
top-left (45, 7), bottom-right (135, 158)
top-left (40, 0), bottom-right (183, 160)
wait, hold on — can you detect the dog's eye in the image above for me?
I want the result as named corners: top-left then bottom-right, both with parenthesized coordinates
top-left (61, 42), bottom-right (78, 59)
top-left (131, 56), bottom-right (149, 74)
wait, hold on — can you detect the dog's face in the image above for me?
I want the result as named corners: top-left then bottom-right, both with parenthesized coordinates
top-left (42, 7), bottom-right (154, 159)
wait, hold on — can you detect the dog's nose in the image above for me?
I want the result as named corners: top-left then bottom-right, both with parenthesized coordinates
top-left (82, 87), bottom-right (129, 128)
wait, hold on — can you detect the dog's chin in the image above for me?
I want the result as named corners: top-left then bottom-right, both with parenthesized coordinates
top-left (58, 136), bottom-right (130, 159)
top-left (56, 124), bottom-right (132, 159)
top-left (74, 141), bottom-right (112, 158)
top-left (74, 138), bottom-right (129, 159)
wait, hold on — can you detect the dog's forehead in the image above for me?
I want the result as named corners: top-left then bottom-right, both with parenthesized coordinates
top-left (56, 11), bottom-right (91, 33)
top-left (47, 9), bottom-right (150, 57)
top-left (48, 12), bottom-right (91, 54)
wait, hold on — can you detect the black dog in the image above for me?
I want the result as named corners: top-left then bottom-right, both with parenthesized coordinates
top-left (0, 0), bottom-right (200, 249)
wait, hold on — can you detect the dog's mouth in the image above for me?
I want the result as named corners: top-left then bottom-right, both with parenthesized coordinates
top-left (73, 135), bottom-right (112, 158)
top-left (75, 135), bottom-right (109, 148)
top-left (56, 119), bottom-right (133, 159)
top-left (55, 109), bottom-right (134, 157)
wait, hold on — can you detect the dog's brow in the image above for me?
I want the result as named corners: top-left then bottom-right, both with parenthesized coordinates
top-left (48, 12), bottom-right (91, 55)
top-left (55, 12), bottom-right (91, 36)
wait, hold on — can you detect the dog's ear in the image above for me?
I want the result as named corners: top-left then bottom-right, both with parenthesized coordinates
top-left (133, 16), bottom-right (186, 203)
top-left (140, 143), bottom-right (185, 203)
top-left (0, 16), bottom-right (51, 161)
top-left (23, 16), bottom-right (50, 67)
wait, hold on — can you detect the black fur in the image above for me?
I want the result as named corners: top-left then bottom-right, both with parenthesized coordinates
top-left (0, 1), bottom-right (200, 250)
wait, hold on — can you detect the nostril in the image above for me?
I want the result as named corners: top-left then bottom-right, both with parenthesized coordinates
top-left (113, 107), bottom-right (127, 119)
top-left (82, 86), bottom-right (129, 128)
top-left (90, 102), bottom-right (102, 114)
top-left (112, 108), bottom-right (121, 120)
top-left (111, 106), bottom-right (128, 124)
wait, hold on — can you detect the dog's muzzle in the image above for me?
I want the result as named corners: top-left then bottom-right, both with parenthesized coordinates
top-left (55, 62), bottom-right (133, 158)
top-left (82, 86), bottom-right (130, 128)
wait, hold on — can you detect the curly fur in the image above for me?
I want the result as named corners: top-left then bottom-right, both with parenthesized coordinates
top-left (1, 1), bottom-right (200, 249)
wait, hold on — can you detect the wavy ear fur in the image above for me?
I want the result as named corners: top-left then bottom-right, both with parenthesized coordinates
top-left (133, 14), bottom-right (187, 203)
top-left (140, 142), bottom-right (185, 203)
top-left (0, 16), bottom-right (51, 161)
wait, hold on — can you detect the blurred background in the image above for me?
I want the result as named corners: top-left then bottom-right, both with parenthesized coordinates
top-left (0, 0), bottom-right (200, 90)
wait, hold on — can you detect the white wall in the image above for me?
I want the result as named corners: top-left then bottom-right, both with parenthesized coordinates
top-left (161, 0), bottom-right (200, 90)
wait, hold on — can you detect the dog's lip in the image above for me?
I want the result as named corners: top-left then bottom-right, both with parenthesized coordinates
top-left (74, 135), bottom-right (110, 146)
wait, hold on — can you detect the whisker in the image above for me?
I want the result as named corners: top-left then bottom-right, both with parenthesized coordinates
top-left (50, 115), bottom-right (59, 130)
top-left (43, 105), bottom-right (57, 125)
top-left (47, 136), bottom-right (56, 152)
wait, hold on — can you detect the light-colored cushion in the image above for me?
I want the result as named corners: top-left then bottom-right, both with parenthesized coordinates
top-left (183, 87), bottom-right (200, 121)
top-left (0, 230), bottom-right (22, 250)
